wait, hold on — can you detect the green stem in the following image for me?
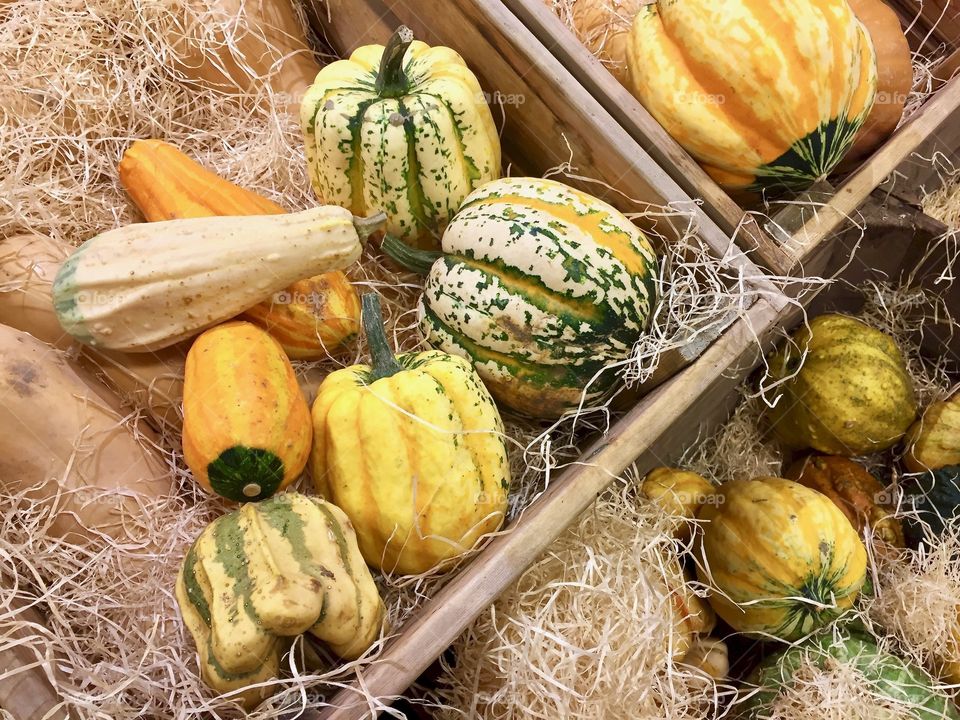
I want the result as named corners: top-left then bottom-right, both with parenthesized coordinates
top-left (352, 212), bottom-right (387, 243)
top-left (361, 292), bottom-right (403, 381)
top-left (381, 234), bottom-right (442, 275)
top-left (375, 26), bottom-right (415, 98)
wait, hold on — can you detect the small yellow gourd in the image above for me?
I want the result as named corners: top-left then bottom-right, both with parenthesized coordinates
top-left (640, 467), bottom-right (714, 539)
top-left (176, 493), bottom-right (385, 708)
top-left (311, 293), bottom-right (510, 575)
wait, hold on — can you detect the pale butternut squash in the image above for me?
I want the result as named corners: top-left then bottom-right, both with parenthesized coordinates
top-left (0, 325), bottom-right (173, 545)
top-left (1, 233), bottom-right (187, 433)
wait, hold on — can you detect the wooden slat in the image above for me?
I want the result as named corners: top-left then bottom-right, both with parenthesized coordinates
top-left (889, 0), bottom-right (960, 53)
top-left (312, 294), bottom-right (797, 720)
top-left (778, 75), bottom-right (960, 273)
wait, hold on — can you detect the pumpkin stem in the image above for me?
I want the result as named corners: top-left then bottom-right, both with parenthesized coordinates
top-left (381, 234), bottom-right (441, 275)
top-left (362, 292), bottom-right (403, 381)
top-left (352, 212), bottom-right (387, 243)
top-left (375, 26), bottom-right (415, 98)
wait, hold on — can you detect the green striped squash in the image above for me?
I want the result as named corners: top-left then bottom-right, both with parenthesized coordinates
top-left (300, 27), bottom-right (500, 250)
top-left (385, 176), bottom-right (660, 418)
top-left (175, 493), bottom-right (384, 708)
top-left (734, 632), bottom-right (960, 719)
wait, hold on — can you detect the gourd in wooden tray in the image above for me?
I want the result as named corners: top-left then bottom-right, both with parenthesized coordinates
top-left (524, 0), bottom-right (960, 276)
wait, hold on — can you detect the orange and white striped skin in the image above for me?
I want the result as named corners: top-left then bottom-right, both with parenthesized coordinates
top-left (626, 0), bottom-right (878, 191)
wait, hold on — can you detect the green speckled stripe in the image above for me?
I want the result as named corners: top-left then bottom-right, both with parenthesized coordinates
top-left (213, 511), bottom-right (259, 625)
top-left (181, 542), bottom-right (211, 626)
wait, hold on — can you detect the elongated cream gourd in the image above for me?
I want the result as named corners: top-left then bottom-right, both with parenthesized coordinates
top-left (52, 206), bottom-right (383, 352)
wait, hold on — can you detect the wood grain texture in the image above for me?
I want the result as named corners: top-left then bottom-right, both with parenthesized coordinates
top-left (776, 76), bottom-right (960, 274)
top-left (310, 295), bottom-right (798, 720)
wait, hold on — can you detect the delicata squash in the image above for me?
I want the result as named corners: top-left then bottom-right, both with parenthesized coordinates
top-left (176, 493), bottom-right (385, 708)
top-left (119, 139), bottom-right (362, 359)
top-left (53, 205), bottom-right (382, 352)
top-left (311, 293), bottom-right (511, 575)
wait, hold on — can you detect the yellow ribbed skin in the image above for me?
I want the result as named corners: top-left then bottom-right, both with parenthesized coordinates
top-left (183, 321), bottom-right (311, 502)
top-left (697, 477), bottom-right (867, 641)
top-left (311, 351), bottom-right (510, 575)
top-left (175, 493), bottom-right (385, 708)
top-left (626, 0), bottom-right (877, 193)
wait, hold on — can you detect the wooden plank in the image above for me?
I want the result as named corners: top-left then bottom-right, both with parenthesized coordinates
top-left (780, 75), bottom-right (960, 273)
top-left (502, 0), bottom-right (793, 275)
top-left (312, 294), bottom-right (795, 720)
top-left (889, 0), bottom-right (960, 53)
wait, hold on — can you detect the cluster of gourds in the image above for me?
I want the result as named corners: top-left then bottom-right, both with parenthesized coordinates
top-left (552, 0), bottom-right (913, 197)
top-left (27, 23), bottom-right (667, 708)
top-left (639, 313), bottom-right (960, 717)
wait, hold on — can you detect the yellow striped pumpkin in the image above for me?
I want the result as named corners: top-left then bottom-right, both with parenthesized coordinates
top-left (176, 493), bottom-right (384, 708)
top-left (311, 293), bottom-right (510, 575)
top-left (300, 27), bottom-right (501, 249)
top-left (626, 0), bottom-right (878, 194)
top-left (697, 477), bottom-right (867, 641)
top-left (183, 321), bottom-right (311, 502)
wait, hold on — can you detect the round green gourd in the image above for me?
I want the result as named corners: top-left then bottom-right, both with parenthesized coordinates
top-left (734, 632), bottom-right (960, 720)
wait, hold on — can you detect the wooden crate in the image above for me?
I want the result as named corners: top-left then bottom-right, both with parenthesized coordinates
top-left (505, 0), bottom-right (960, 277)
top-left (313, 200), bottom-right (958, 718)
top-left (290, 0), bottom-right (791, 716)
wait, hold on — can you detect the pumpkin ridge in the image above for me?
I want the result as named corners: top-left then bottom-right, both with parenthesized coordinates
top-left (459, 193), bottom-right (655, 279)
top-left (445, 252), bottom-right (607, 328)
top-left (397, 96), bottom-right (439, 237)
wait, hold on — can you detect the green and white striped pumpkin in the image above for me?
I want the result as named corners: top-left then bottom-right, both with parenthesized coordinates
top-left (300, 27), bottom-right (501, 249)
top-left (385, 177), bottom-right (660, 418)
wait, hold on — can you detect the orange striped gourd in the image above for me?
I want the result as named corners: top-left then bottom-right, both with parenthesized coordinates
top-left (182, 321), bottom-right (311, 502)
top-left (626, 0), bottom-right (878, 194)
top-left (119, 139), bottom-right (360, 358)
